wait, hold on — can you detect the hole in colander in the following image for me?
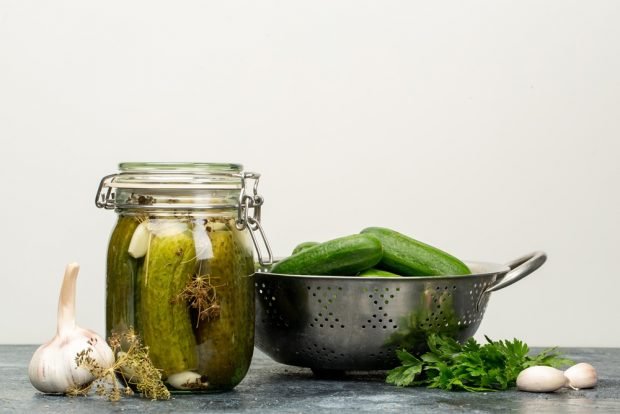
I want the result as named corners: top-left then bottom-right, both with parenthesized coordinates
top-left (307, 286), bottom-right (311, 290)
top-left (385, 300), bottom-right (389, 304)
top-left (341, 325), bottom-right (345, 328)
top-left (396, 288), bottom-right (400, 291)
top-left (383, 326), bottom-right (387, 329)
top-left (317, 286), bottom-right (321, 290)
top-left (390, 294), bottom-right (394, 298)
top-left (372, 325), bottom-right (377, 328)
top-left (378, 306), bottom-right (383, 310)
top-left (271, 296), bottom-right (276, 301)
top-left (310, 323), bottom-right (314, 327)
top-left (369, 294), bottom-right (373, 298)
top-left (362, 325), bottom-right (366, 328)
top-left (261, 283), bottom-right (265, 288)
top-left (330, 325), bottom-right (334, 328)
top-left (312, 293), bottom-right (316, 297)
top-left (320, 324), bottom-right (324, 328)
top-left (374, 300), bottom-right (378, 304)
top-left (259, 289), bottom-right (263, 294)
top-left (393, 325), bottom-right (398, 329)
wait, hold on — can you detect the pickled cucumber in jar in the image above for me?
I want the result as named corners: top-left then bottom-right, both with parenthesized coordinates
top-left (106, 214), bottom-right (255, 392)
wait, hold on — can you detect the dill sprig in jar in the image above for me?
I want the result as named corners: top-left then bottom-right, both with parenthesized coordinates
top-left (95, 162), bottom-right (272, 392)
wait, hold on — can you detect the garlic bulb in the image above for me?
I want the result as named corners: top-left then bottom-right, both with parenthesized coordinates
top-left (565, 362), bottom-right (597, 389)
top-left (29, 263), bottom-right (115, 394)
top-left (516, 366), bottom-right (568, 392)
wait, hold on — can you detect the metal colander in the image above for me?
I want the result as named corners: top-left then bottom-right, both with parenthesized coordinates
top-left (254, 252), bottom-right (546, 371)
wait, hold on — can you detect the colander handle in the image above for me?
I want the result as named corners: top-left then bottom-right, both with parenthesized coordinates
top-left (483, 251), bottom-right (547, 294)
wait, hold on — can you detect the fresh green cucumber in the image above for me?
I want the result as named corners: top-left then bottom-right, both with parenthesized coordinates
top-left (270, 234), bottom-right (383, 276)
top-left (359, 268), bottom-right (401, 277)
top-left (138, 226), bottom-right (198, 377)
top-left (106, 216), bottom-right (139, 339)
top-left (291, 241), bottom-right (319, 255)
top-left (360, 227), bottom-right (470, 276)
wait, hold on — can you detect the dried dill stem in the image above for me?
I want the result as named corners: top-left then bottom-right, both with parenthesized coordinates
top-left (72, 329), bottom-right (170, 401)
top-left (178, 273), bottom-right (222, 327)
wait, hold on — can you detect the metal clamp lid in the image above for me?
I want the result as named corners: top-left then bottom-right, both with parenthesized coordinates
top-left (236, 172), bottom-right (273, 267)
top-left (95, 164), bottom-right (273, 267)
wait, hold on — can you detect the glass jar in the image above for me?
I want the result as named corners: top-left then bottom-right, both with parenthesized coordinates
top-left (95, 162), bottom-right (272, 392)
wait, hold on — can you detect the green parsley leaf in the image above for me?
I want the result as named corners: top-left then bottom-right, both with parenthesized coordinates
top-left (385, 334), bottom-right (572, 392)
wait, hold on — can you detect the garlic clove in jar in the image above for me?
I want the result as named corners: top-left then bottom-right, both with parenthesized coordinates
top-left (128, 222), bottom-right (150, 259)
top-left (167, 371), bottom-right (208, 390)
top-left (564, 362), bottom-right (598, 389)
top-left (28, 263), bottom-right (115, 394)
top-left (516, 366), bottom-right (568, 393)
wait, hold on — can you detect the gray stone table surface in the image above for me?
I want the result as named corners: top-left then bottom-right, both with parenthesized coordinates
top-left (1, 345), bottom-right (619, 413)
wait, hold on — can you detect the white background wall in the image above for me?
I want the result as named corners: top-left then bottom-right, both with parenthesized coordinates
top-left (1, 1), bottom-right (618, 347)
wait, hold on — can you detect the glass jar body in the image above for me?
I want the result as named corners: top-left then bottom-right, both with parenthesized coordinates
top-left (106, 209), bottom-right (255, 392)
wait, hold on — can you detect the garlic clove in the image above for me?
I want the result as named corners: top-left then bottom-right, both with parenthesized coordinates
top-left (167, 370), bottom-right (207, 390)
top-left (128, 222), bottom-right (150, 258)
top-left (147, 220), bottom-right (188, 237)
top-left (193, 219), bottom-right (214, 260)
top-left (516, 366), bottom-right (568, 393)
top-left (28, 263), bottom-right (115, 394)
top-left (564, 362), bottom-right (597, 389)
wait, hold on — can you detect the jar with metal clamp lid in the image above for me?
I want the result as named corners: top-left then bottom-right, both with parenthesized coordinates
top-left (95, 162), bottom-right (272, 392)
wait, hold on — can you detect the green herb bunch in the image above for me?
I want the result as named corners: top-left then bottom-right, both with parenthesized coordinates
top-left (386, 334), bottom-right (572, 392)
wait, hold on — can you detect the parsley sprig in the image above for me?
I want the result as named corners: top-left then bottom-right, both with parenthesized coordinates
top-left (386, 334), bottom-right (572, 392)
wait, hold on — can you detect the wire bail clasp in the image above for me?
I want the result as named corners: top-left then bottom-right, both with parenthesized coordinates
top-left (236, 172), bottom-right (273, 267)
top-left (95, 174), bottom-right (117, 209)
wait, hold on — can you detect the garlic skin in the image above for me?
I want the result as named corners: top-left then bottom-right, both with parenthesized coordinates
top-left (564, 363), bottom-right (597, 389)
top-left (28, 263), bottom-right (115, 394)
top-left (516, 366), bottom-right (568, 393)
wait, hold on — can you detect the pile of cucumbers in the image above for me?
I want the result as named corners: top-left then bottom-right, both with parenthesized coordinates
top-left (270, 227), bottom-right (471, 277)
